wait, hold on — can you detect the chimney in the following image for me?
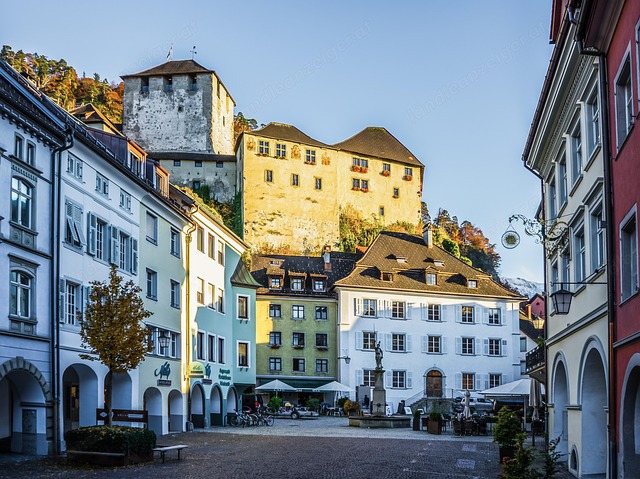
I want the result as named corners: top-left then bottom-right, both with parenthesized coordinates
top-left (423, 223), bottom-right (433, 247)
top-left (323, 245), bottom-right (332, 272)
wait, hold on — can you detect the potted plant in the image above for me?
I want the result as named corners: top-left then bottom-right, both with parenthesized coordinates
top-left (494, 406), bottom-right (522, 463)
top-left (412, 410), bottom-right (421, 431)
top-left (427, 412), bottom-right (442, 434)
top-left (381, 169), bottom-right (390, 176)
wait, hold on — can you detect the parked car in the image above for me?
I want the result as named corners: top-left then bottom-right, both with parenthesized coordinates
top-left (273, 405), bottom-right (319, 419)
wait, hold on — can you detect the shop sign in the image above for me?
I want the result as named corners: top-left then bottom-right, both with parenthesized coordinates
top-left (189, 361), bottom-right (205, 378)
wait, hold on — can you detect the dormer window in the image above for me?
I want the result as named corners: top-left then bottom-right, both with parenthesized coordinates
top-left (291, 277), bottom-right (304, 290)
top-left (396, 256), bottom-right (407, 263)
top-left (313, 279), bottom-right (325, 292)
top-left (381, 272), bottom-right (393, 282)
top-left (468, 280), bottom-right (478, 288)
top-left (269, 277), bottom-right (281, 289)
top-left (427, 273), bottom-right (437, 285)
top-left (434, 260), bottom-right (445, 267)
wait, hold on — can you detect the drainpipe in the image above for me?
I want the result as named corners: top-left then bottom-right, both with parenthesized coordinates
top-left (183, 204), bottom-right (198, 428)
top-left (51, 127), bottom-right (73, 455)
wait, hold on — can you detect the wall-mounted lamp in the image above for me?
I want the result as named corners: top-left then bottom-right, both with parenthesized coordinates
top-left (550, 282), bottom-right (607, 315)
top-left (158, 331), bottom-right (171, 350)
top-left (337, 356), bottom-right (351, 365)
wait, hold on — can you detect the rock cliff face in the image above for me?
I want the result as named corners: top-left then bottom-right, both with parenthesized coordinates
top-left (502, 277), bottom-right (543, 299)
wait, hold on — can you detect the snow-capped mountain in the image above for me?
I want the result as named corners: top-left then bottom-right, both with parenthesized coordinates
top-left (502, 277), bottom-right (544, 299)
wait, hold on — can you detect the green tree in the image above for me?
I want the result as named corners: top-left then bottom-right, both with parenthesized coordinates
top-left (234, 112), bottom-right (259, 143)
top-left (79, 265), bottom-right (152, 426)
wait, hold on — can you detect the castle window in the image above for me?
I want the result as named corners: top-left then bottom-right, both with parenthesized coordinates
top-left (291, 174), bottom-right (299, 186)
top-left (259, 140), bottom-right (270, 155)
top-left (393, 188), bottom-right (400, 198)
top-left (189, 74), bottom-right (197, 91)
top-left (305, 149), bottom-right (316, 164)
top-left (164, 76), bottom-right (173, 92)
top-left (265, 170), bottom-right (273, 183)
top-left (315, 178), bottom-right (322, 190)
top-left (141, 77), bottom-right (149, 93)
top-left (379, 206), bottom-right (384, 216)
top-left (194, 160), bottom-right (202, 167)
top-left (276, 143), bottom-right (286, 158)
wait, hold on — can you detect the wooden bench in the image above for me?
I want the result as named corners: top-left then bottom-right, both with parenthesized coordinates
top-left (153, 444), bottom-right (188, 463)
top-left (67, 450), bottom-right (127, 466)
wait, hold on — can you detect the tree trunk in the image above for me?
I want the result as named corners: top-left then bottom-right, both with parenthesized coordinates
top-left (105, 370), bottom-right (113, 427)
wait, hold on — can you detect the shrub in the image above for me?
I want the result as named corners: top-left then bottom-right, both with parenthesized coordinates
top-left (494, 407), bottom-right (522, 448)
top-left (64, 426), bottom-right (156, 456)
top-left (429, 412), bottom-right (442, 422)
top-left (337, 397), bottom-right (348, 410)
top-left (268, 396), bottom-right (283, 412)
top-left (306, 398), bottom-right (320, 412)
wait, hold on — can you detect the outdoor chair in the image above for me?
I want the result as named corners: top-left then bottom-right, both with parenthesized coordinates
top-left (464, 419), bottom-right (475, 436)
top-left (452, 419), bottom-right (462, 436)
top-left (476, 419), bottom-right (488, 436)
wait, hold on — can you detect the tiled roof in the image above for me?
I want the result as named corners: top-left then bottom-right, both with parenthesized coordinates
top-left (148, 151), bottom-right (236, 162)
top-left (248, 122), bottom-right (329, 148)
top-left (71, 103), bottom-right (121, 134)
top-left (334, 231), bottom-right (524, 299)
top-left (231, 261), bottom-right (261, 289)
top-left (122, 60), bottom-right (213, 78)
top-left (332, 127), bottom-right (423, 168)
top-left (519, 316), bottom-right (544, 341)
top-left (251, 252), bottom-right (359, 296)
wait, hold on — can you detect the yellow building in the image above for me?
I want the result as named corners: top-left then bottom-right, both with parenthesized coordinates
top-left (236, 123), bottom-right (424, 252)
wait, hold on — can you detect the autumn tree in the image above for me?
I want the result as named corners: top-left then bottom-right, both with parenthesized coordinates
top-left (79, 265), bottom-right (152, 426)
top-left (233, 112), bottom-right (260, 143)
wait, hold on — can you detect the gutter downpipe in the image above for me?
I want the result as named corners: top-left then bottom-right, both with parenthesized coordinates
top-left (51, 127), bottom-right (73, 455)
top-left (184, 204), bottom-right (198, 429)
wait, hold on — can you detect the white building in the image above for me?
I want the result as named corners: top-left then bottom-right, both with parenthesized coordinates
top-left (334, 229), bottom-right (524, 412)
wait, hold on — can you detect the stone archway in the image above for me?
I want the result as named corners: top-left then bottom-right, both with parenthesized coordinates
top-left (143, 387), bottom-right (163, 436)
top-left (579, 343), bottom-right (607, 478)
top-left (191, 383), bottom-right (205, 428)
top-left (552, 357), bottom-right (569, 459)
top-left (62, 364), bottom-right (98, 434)
top-left (0, 358), bottom-right (51, 455)
top-left (226, 387), bottom-right (238, 414)
top-left (425, 370), bottom-right (443, 398)
top-left (621, 354), bottom-right (640, 477)
top-left (210, 386), bottom-right (223, 426)
top-left (168, 389), bottom-right (183, 433)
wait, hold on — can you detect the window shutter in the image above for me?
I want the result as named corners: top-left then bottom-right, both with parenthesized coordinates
top-left (420, 303), bottom-right (427, 320)
top-left (474, 338), bottom-right (482, 356)
top-left (58, 279), bottom-right (66, 323)
top-left (472, 306), bottom-right (478, 324)
top-left (355, 331), bottom-right (363, 350)
top-left (440, 304), bottom-right (448, 322)
top-left (110, 226), bottom-right (119, 264)
top-left (421, 335), bottom-right (428, 353)
top-left (441, 337), bottom-right (447, 354)
top-left (87, 213), bottom-right (97, 255)
top-left (384, 333), bottom-right (392, 351)
top-left (385, 371), bottom-right (393, 388)
top-left (502, 339), bottom-right (508, 357)
top-left (455, 305), bottom-right (462, 323)
top-left (483, 338), bottom-right (489, 355)
top-left (455, 373), bottom-right (462, 390)
top-left (356, 369), bottom-right (363, 386)
top-left (406, 372), bottom-right (412, 389)
top-left (406, 335), bottom-right (412, 352)
top-left (385, 300), bottom-right (392, 318)
top-left (131, 238), bottom-right (139, 275)
top-left (406, 303), bottom-right (414, 320)
top-left (455, 337), bottom-right (462, 355)
top-left (355, 298), bottom-right (362, 315)
top-left (500, 307), bottom-right (507, 325)
top-left (483, 307), bottom-right (489, 324)
top-left (73, 204), bottom-right (85, 244)
top-left (377, 299), bottom-right (385, 317)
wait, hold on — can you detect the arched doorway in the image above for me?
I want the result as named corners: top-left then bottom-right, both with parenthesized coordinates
top-left (143, 388), bottom-right (163, 436)
top-left (0, 359), bottom-right (51, 455)
top-left (580, 345), bottom-right (607, 477)
top-left (62, 364), bottom-right (98, 434)
top-left (426, 370), bottom-right (443, 397)
top-left (226, 387), bottom-right (238, 426)
top-left (210, 386), bottom-right (223, 426)
top-left (168, 389), bottom-right (183, 433)
top-left (111, 373), bottom-right (132, 410)
top-left (191, 383), bottom-right (205, 428)
top-left (552, 358), bottom-right (569, 459)
top-left (621, 355), bottom-right (640, 477)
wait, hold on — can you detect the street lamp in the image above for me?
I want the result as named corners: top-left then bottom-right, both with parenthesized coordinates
top-left (550, 286), bottom-right (573, 315)
top-left (158, 331), bottom-right (171, 351)
top-left (337, 356), bottom-right (351, 365)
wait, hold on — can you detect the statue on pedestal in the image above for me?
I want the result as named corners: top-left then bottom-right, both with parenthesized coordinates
top-left (375, 341), bottom-right (383, 370)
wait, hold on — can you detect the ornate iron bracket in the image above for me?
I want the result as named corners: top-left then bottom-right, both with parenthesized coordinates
top-left (503, 214), bottom-right (569, 258)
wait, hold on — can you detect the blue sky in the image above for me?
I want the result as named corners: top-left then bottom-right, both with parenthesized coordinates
top-left (2, 1), bottom-right (553, 283)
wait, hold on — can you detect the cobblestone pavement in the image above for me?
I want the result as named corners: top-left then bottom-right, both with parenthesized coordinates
top-left (0, 417), bottom-right (574, 479)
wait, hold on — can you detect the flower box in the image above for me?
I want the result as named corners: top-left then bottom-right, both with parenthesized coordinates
top-left (361, 167), bottom-right (368, 173)
top-left (381, 170), bottom-right (390, 177)
top-left (361, 188), bottom-right (369, 193)
top-left (403, 175), bottom-right (413, 181)
top-left (351, 165), bottom-right (361, 172)
top-left (352, 186), bottom-right (360, 191)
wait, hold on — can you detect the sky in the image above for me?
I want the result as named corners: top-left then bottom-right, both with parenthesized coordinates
top-left (1, 1), bottom-right (553, 283)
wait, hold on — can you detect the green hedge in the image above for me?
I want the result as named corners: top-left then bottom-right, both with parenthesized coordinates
top-left (64, 426), bottom-right (156, 456)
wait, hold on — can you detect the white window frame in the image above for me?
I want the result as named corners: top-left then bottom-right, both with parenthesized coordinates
top-left (67, 153), bottom-right (83, 180)
top-left (614, 51), bottom-right (634, 149)
top-left (620, 206), bottom-right (638, 301)
top-left (170, 280), bottom-right (180, 308)
top-left (292, 304), bottom-right (304, 320)
top-left (146, 212), bottom-right (158, 244)
top-left (95, 172), bottom-right (109, 197)
top-left (237, 340), bottom-right (250, 368)
top-left (146, 269), bottom-right (158, 300)
top-left (11, 177), bottom-right (33, 229)
top-left (573, 221), bottom-right (586, 284)
top-left (585, 86), bottom-right (600, 158)
top-left (237, 294), bottom-right (249, 320)
top-left (570, 119), bottom-right (583, 187)
top-left (170, 229), bottom-right (181, 257)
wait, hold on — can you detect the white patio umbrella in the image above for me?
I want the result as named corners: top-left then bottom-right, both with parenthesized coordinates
top-left (255, 379), bottom-right (296, 397)
top-left (529, 378), bottom-right (543, 421)
top-left (312, 381), bottom-right (353, 408)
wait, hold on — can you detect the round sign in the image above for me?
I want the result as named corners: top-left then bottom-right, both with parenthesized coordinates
top-left (501, 230), bottom-right (520, 249)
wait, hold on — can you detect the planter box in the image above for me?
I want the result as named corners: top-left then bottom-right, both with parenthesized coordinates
top-left (67, 450), bottom-right (153, 466)
top-left (427, 419), bottom-right (441, 434)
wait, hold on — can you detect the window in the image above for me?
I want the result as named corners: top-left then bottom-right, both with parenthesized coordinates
top-left (291, 173), bottom-right (299, 186)
top-left (208, 234), bottom-right (215, 259)
top-left (590, 203), bottom-right (605, 272)
top-left (315, 177), bottom-right (322, 190)
top-left (489, 374), bottom-right (502, 389)
top-left (269, 303), bottom-right (282, 318)
top-left (10, 270), bottom-right (32, 320)
top-left (146, 213), bottom-right (158, 244)
top-left (67, 154), bottom-right (83, 179)
top-left (94, 217), bottom-right (107, 261)
top-left (146, 269), bottom-right (157, 300)
top-left (208, 283), bottom-right (215, 309)
top-left (64, 200), bottom-right (84, 248)
top-left (462, 372), bottom-right (475, 390)
top-left (196, 226), bottom-right (204, 252)
top-left (468, 280), bottom-right (477, 288)
top-left (11, 178), bottom-right (33, 229)
top-left (549, 177), bottom-right (557, 220)
top-left (218, 288), bottom-right (225, 313)
top-left (270, 277), bottom-right (281, 289)
top-left (383, 163), bottom-right (391, 173)
top-left (63, 281), bottom-right (82, 325)
top-left (218, 337), bottom-right (225, 363)
top-left (352, 157), bottom-right (368, 169)
top-left (217, 240), bottom-right (225, 265)
top-left (291, 277), bottom-right (304, 290)
top-left (216, 161), bottom-right (223, 168)
top-left (193, 180), bottom-right (201, 190)
top-left (488, 338), bottom-right (501, 356)
top-left (305, 149), bottom-right (316, 164)
top-left (363, 369), bottom-right (375, 387)
top-left (427, 273), bottom-right (437, 285)
top-left (461, 337), bottom-right (474, 355)
top-left (316, 359), bottom-right (328, 373)
top-left (461, 306), bottom-right (474, 323)
top-left (520, 337), bottom-right (527, 352)
top-left (313, 279), bottom-right (325, 291)
top-left (316, 333), bottom-right (328, 349)
top-left (259, 140), bottom-right (270, 155)
top-left (363, 331), bottom-right (376, 350)
top-left (170, 229), bottom-right (181, 257)
top-left (237, 295), bottom-right (249, 320)
top-left (114, 230), bottom-right (138, 273)
top-left (379, 206), bottom-right (385, 216)
top-left (573, 224), bottom-right (586, 283)
top-left (393, 187), bottom-right (399, 198)
top-left (615, 56), bottom-right (633, 147)
top-left (292, 305), bottom-right (304, 320)
top-left (194, 160), bottom-right (202, 168)
top-left (265, 170), bottom-right (273, 182)
top-left (586, 89), bottom-right (600, 156)
top-left (551, 261), bottom-right (559, 294)
top-left (315, 306), bottom-right (328, 320)
top-left (269, 331), bottom-right (281, 347)
top-left (361, 179), bottom-right (369, 190)
top-left (621, 212), bottom-right (638, 301)
top-left (14, 134), bottom-right (24, 159)
top-left (391, 301), bottom-right (405, 319)
top-left (208, 334), bottom-right (216, 362)
top-left (197, 331), bottom-right (205, 360)
top-left (352, 178), bottom-right (361, 189)
top-left (558, 152), bottom-right (568, 206)
top-left (95, 173), bottom-right (109, 197)
top-left (276, 143), bottom-right (286, 158)
top-left (269, 357), bottom-right (282, 371)
top-left (570, 121), bottom-right (582, 186)
top-left (292, 332), bottom-right (305, 347)
top-left (392, 370), bottom-right (406, 388)
top-left (173, 159), bottom-right (181, 167)
top-left (196, 278), bottom-right (204, 304)
top-left (428, 335), bottom-right (441, 353)
top-left (119, 190), bottom-right (131, 212)
top-left (170, 280), bottom-right (180, 308)
top-left (237, 341), bottom-right (249, 367)
top-left (488, 308), bottom-right (501, 325)
top-left (26, 142), bottom-right (35, 165)
top-left (293, 358), bottom-right (305, 372)
top-left (164, 76), bottom-right (173, 92)
top-left (392, 333), bottom-right (406, 352)
top-left (363, 299), bottom-right (376, 317)
top-left (427, 304), bottom-right (440, 321)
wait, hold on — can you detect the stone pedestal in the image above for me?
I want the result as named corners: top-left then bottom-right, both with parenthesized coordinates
top-left (371, 368), bottom-right (386, 416)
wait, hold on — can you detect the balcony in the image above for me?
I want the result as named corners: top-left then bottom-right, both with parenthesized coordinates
top-left (525, 344), bottom-right (545, 383)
